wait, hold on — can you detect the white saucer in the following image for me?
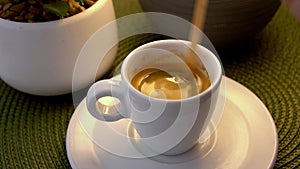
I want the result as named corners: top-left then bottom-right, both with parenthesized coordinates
top-left (66, 76), bottom-right (278, 169)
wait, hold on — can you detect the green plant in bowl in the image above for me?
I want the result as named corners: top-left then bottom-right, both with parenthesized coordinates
top-left (0, 0), bottom-right (118, 96)
top-left (0, 0), bottom-right (97, 22)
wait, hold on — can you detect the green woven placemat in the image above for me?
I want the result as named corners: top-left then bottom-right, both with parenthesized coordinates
top-left (0, 0), bottom-right (299, 168)
top-left (220, 5), bottom-right (300, 168)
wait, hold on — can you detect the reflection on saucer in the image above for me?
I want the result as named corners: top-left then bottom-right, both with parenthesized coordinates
top-left (127, 121), bottom-right (217, 164)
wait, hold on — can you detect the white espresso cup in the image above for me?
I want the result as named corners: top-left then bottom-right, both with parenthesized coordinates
top-left (86, 39), bottom-right (223, 155)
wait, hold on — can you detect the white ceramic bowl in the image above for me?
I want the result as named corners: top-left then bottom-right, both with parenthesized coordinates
top-left (139, 0), bottom-right (281, 48)
top-left (0, 0), bottom-right (118, 96)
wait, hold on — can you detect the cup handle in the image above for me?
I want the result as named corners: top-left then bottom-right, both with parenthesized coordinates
top-left (86, 80), bottom-right (125, 121)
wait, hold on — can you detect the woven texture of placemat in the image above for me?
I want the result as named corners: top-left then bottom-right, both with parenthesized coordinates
top-left (0, 0), bottom-right (299, 168)
top-left (219, 5), bottom-right (300, 169)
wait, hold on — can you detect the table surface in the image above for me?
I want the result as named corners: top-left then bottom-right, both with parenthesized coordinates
top-left (0, 0), bottom-right (299, 168)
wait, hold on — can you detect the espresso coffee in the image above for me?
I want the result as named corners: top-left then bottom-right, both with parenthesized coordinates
top-left (131, 66), bottom-right (210, 100)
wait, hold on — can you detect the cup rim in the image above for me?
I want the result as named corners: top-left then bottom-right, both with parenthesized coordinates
top-left (121, 39), bottom-right (223, 102)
